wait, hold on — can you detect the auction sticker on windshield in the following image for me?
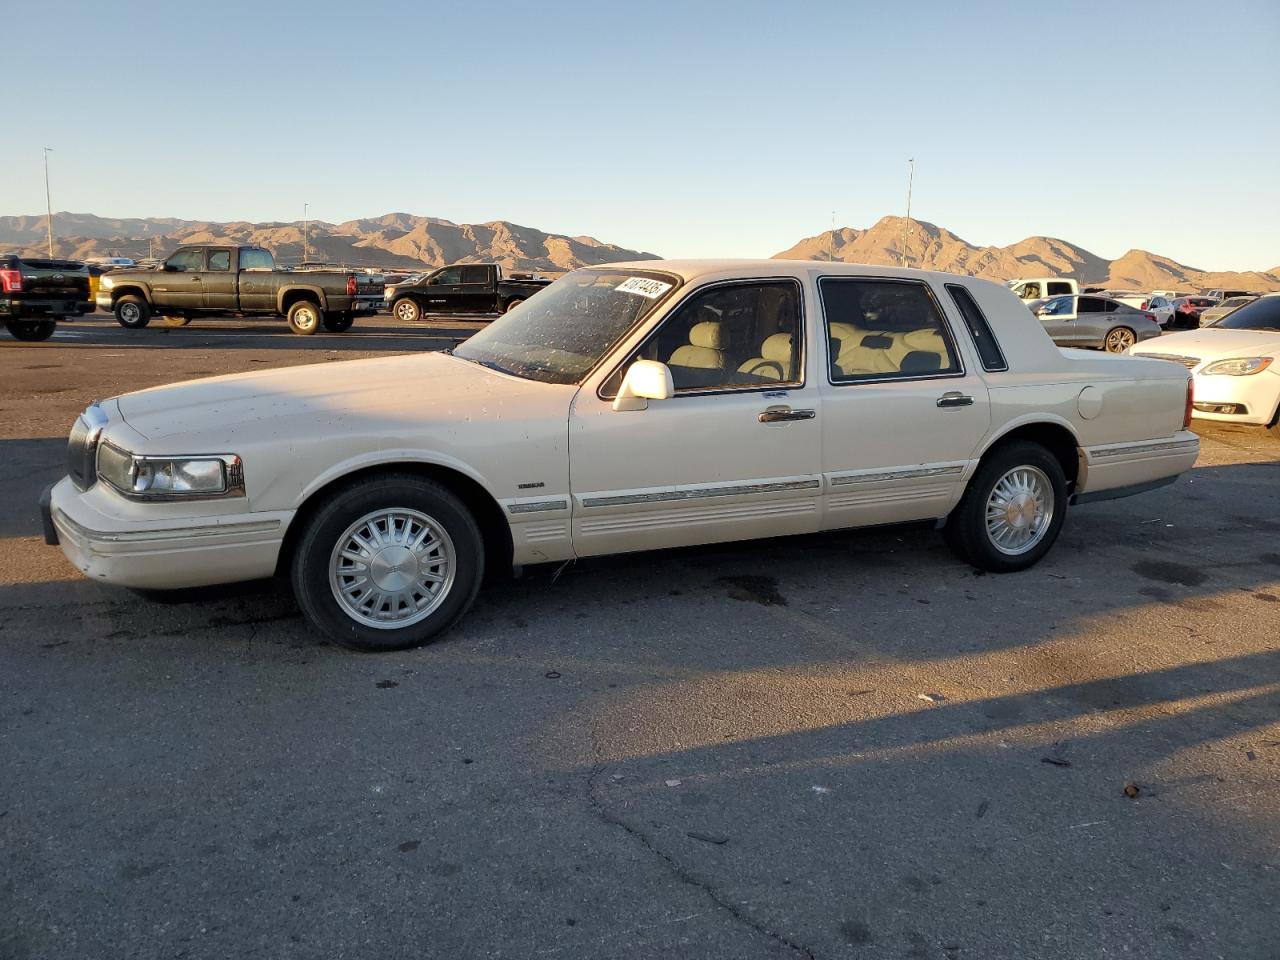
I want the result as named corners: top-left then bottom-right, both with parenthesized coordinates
top-left (615, 277), bottom-right (673, 299)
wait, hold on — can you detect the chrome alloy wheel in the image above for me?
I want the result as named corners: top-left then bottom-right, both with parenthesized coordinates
top-left (293, 304), bottom-right (319, 330)
top-left (328, 508), bottom-right (456, 629)
top-left (394, 300), bottom-right (417, 321)
top-left (1105, 327), bottom-right (1135, 353)
top-left (119, 301), bottom-right (141, 323)
top-left (984, 466), bottom-right (1054, 556)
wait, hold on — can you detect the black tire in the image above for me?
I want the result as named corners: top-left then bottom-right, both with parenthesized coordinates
top-left (322, 312), bottom-right (355, 332)
top-left (290, 474), bottom-right (485, 651)
top-left (944, 441), bottom-right (1068, 573)
top-left (163, 315), bottom-right (191, 327)
top-left (4, 319), bottom-right (57, 341)
top-left (114, 295), bottom-right (151, 329)
top-left (286, 300), bottom-right (322, 336)
top-left (392, 298), bottom-right (420, 323)
top-left (504, 298), bottom-right (525, 313)
top-left (1104, 326), bottom-right (1136, 353)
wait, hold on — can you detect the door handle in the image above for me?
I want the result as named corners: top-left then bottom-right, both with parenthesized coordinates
top-left (936, 392), bottom-right (974, 408)
top-left (759, 405), bottom-right (816, 423)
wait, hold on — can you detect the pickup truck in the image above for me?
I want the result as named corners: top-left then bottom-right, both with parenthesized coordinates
top-left (386, 263), bottom-right (552, 322)
top-left (0, 255), bottom-right (90, 341)
top-left (98, 245), bottom-right (386, 335)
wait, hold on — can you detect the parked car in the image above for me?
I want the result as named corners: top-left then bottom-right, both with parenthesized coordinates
top-left (1144, 295), bottom-right (1176, 327)
top-left (386, 263), bottom-right (552, 322)
top-left (1168, 296), bottom-right (1219, 329)
top-left (1199, 295), bottom-right (1258, 327)
top-left (1103, 290), bottom-right (1149, 310)
top-left (1203, 288), bottom-right (1253, 301)
top-left (84, 263), bottom-right (107, 314)
top-left (44, 260), bottom-right (1199, 651)
top-left (98, 245), bottom-right (386, 335)
top-left (1007, 277), bottom-right (1078, 301)
top-left (1032, 294), bottom-right (1163, 352)
top-left (0, 254), bottom-right (89, 341)
top-left (1131, 293), bottom-right (1280, 439)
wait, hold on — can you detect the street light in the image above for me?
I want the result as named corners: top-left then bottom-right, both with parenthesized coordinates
top-left (43, 147), bottom-right (54, 258)
top-left (901, 158), bottom-right (915, 268)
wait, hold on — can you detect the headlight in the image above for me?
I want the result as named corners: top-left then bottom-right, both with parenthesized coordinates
top-left (1200, 357), bottom-right (1274, 376)
top-left (100, 276), bottom-right (114, 290)
top-left (97, 442), bottom-right (245, 499)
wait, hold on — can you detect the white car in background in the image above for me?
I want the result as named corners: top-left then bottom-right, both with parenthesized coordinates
top-left (1144, 295), bottom-right (1176, 328)
top-left (1132, 293), bottom-right (1280, 439)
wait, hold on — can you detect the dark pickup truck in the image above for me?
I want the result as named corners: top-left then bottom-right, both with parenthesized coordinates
top-left (98, 245), bottom-right (386, 335)
top-left (0, 255), bottom-right (89, 341)
top-left (386, 263), bottom-right (552, 322)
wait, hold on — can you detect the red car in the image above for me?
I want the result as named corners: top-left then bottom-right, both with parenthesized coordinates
top-left (1168, 296), bottom-right (1217, 329)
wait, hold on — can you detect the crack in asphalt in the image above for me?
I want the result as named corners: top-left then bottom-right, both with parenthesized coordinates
top-left (585, 734), bottom-right (820, 960)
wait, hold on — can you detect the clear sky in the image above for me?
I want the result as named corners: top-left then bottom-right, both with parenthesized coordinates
top-left (8, 0), bottom-right (1278, 269)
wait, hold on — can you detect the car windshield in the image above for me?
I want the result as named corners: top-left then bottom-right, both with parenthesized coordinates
top-left (1209, 296), bottom-right (1280, 332)
top-left (451, 268), bottom-right (681, 384)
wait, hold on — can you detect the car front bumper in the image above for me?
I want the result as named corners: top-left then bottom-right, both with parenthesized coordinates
top-left (1190, 367), bottom-right (1280, 426)
top-left (0, 298), bottom-right (86, 318)
top-left (45, 476), bottom-right (293, 590)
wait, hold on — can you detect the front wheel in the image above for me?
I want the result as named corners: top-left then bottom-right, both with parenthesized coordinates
top-left (322, 312), bottom-right (355, 332)
top-left (4, 319), bottom-right (57, 341)
top-left (114, 295), bottom-right (151, 329)
top-left (286, 300), bottom-right (322, 335)
top-left (290, 475), bottom-right (485, 651)
top-left (1104, 327), bottom-right (1136, 353)
top-left (503, 298), bottom-right (525, 313)
top-left (944, 441), bottom-right (1068, 573)
top-left (392, 298), bottom-right (421, 323)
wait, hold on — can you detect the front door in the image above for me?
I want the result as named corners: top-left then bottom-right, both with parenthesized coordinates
top-left (152, 247), bottom-right (205, 310)
top-left (569, 278), bottom-right (822, 557)
top-left (420, 266), bottom-right (463, 315)
top-left (818, 276), bottom-right (992, 527)
top-left (1036, 295), bottom-right (1082, 345)
top-left (201, 248), bottom-right (238, 311)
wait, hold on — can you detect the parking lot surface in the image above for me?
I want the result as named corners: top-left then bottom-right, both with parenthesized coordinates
top-left (2, 315), bottom-right (1278, 960)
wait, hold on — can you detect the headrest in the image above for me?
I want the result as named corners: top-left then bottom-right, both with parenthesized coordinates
top-left (761, 332), bottom-right (793, 362)
top-left (860, 334), bottom-right (893, 350)
top-left (901, 350), bottom-right (942, 373)
top-left (689, 321), bottom-right (725, 349)
top-left (901, 328), bottom-right (945, 350)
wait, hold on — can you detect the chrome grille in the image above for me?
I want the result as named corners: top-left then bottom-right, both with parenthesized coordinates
top-left (1134, 352), bottom-right (1200, 369)
top-left (66, 404), bottom-right (108, 491)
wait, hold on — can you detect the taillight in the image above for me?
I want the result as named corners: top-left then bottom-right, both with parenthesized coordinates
top-left (1145, 313), bottom-right (1157, 322)
top-left (1140, 300), bottom-right (1149, 309)
top-left (0, 268), bottom-right (23, 293)
top-left (1184, 378), bottom-right (1194, 430)
top-left (346, 274), bottom-right (357, 296)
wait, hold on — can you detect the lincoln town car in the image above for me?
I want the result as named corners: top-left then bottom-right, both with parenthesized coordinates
top-left (44, 260), bottom-right (1200, 651)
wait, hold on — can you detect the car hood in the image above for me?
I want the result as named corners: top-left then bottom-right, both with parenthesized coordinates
top-left (1133, 328), bottom-right (1280, 360)
top-left (114, 351), bottom-right (569, 443)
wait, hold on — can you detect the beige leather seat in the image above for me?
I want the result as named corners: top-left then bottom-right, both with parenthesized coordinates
top-left (738, 332), bottom-right (794, 381)
top-left (668, 320), bottom-right (727, 371)
top-left (833, 326), bottom-right (951, 377)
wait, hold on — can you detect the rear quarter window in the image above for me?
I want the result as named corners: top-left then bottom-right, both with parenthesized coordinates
top-left (946, 283), bottom-right (1007, 372)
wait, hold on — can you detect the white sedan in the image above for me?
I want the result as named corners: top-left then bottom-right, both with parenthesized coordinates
top-left (44, 260), bottom-right (1199, 651)
top-left (1131, 293), bottom-right (1280, 438)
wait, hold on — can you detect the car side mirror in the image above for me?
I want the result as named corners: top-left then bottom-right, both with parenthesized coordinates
top-left (612, 359), bottom-right (674, 412)
top-left (163, 263), bottom-right (177, 272)
top-left (1034, 306), bottom-right (1048, 316)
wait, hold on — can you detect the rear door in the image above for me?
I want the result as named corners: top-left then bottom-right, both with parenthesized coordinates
top-left (460, 265), bottom-right (494, 313)
top-left (1076, 296), bottom-right (1111, 346)
top-left (818, 276), bottom-right (991, 527)
top-left (201, 247), bottom-right (238, 311)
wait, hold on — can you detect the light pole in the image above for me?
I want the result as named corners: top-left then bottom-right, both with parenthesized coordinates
top-left (43, 147), bottom-right (54, 258)
top-left (901, 158), bottom-right (915, 268)
top-left (303, 203), bottom-right (309, 265)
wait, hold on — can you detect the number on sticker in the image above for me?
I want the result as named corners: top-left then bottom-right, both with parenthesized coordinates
top-left (615, 277), bottom-right (673, 299)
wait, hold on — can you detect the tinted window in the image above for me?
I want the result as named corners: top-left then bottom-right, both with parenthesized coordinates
top-left (1077, 297), bottom-right (1106, 313)
top-left (431, 267), bottom-right (463, 285)
top-left (1046, 281), bottom-right (1073, 296)
top-left (239, 248), bottom-right (274, 270)
top-left (617, 280), bottom-right (802, 393)
top-left (822, 278), bottom-right (959, 382)
top-left (166, 249), bottom-right (204, 272)
top-left (1216, 296), bottom-right (1280, 332)
top-left (946, 284), bottom-right (1007, 371)
top-left (1040, 296), bottom-right (1073, 316)
top-left (207, 250), bottom-right (231, 271)
top-left (460, 265), bottom-right (489, 285)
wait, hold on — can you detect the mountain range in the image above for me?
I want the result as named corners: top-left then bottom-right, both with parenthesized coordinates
top-left (2, 212), bottom-right (1276, 292)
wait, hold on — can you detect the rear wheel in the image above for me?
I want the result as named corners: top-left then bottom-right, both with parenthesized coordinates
top-left (944, 441), bottom-right (1068, 573)
top-left (163, 315), bottom-right (191, 327)
top-left (1104, 327), bottom-right (1136, 353)
top-left (4, 319), bottom-right (57, 341)
top-left (322, 312), bottom-right (355, 333)
top-left (114, 295), bottom-right (151, 329)
top-left (286, 300), bottom-right (322, 335)
top-left (504, 298), bottom-right (525, 313)
top-left (392, 298), bottom-right (421, 323)
top-left (291, 475), bottom-right (484, 651)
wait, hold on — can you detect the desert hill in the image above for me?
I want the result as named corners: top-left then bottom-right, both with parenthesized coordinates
top-left (774, 216), bottom-right (1280, 292)
top-left (0, 213), bottom-right (659, 273)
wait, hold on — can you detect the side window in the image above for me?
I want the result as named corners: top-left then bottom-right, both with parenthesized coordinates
top-left (822, 278), bottom-right (960, 382)
top-left (207, 250), bottom-right (231, 271)
top-left (1040, 296), bottom-right (1069, 316)
top-left (946, 283), bottom-right (1007, 372)
top-left (1077, 297), bottom-right (1105, 313)
top-left (431, 267), bottom-right (463, 285)
top-left (166, 249), bottom-right (204, 272)
top-left (1021, 282), bottom-right (1042, 299)
top-left (460, 265), bottom-right (489, 285)
top-left (1046, 281), bottom-right (1072, 296)
top-left (239, 249), bottom-right (274, 270)
top-left (620, 280), bottom-right (802, 393)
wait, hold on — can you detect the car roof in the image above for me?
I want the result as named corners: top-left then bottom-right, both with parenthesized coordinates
top-left (583, 257), bottom-right (1006, 289)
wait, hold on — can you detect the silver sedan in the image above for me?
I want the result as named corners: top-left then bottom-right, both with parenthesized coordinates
top-left (1031, 294), bottom-right (1163, 353)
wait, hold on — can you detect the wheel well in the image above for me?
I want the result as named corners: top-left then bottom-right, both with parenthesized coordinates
top-left (274, 462), bottom-right (514, 582)
top-left (281, 290), bottom-right (322, 313)
top-left (981, 423), bottom-right (1081, 489)
top-left (111, 286), bottom-right (147, 305)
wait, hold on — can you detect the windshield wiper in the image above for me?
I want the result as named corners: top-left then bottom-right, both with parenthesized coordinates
top-left (455, 354), bottom-right (517, 377)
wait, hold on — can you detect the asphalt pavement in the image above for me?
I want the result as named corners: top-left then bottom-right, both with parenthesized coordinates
top-left (2, 315), bottom-right (1278, 960)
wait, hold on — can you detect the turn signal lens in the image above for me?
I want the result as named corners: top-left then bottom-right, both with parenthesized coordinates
top-left (1184, 378), bottom-right (1194, 430)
